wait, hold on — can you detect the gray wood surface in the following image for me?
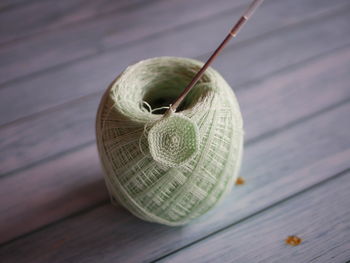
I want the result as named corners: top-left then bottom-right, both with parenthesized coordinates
top-left (0, 0), bottom-right (349, 124)
top-left (0, 0), bottom-right (146, 44)
top-left (0, 0), bottom-right (247, 84)
top-left (1, 45), bottom-right (350, 245)
top-left (0, 0), bottom-right (349, 262)
top-left (1, 97), bottom-right (349, 262)
top-left (159, 172), bottom-right (350, 263)
top-left (1, 5), bottom-right (350, 175)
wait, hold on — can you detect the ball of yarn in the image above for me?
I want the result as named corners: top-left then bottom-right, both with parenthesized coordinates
top-left (96, 57), bottom-right (244, 226)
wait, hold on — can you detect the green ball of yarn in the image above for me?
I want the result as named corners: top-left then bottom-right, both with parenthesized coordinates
top-left (96, 57), bottom-right (244, 226)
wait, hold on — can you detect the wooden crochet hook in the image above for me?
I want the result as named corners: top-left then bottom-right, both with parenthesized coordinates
top-left (165, 0), bottom-right (264, 115)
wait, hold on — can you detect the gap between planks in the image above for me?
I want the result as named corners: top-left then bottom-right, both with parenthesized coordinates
top-left (155, 170), bottom-right (350, 263)
top-left (0, 95), bottom-right (349, 255)
top-left (1, 40), bottom-right (350, 177)
top-left (0, 0), bottom-right (348, 90)
top-left (0, 0), bottom-right (348, 255)
top-left (1, 42), bottom-right (350, 244)
top-left (0, 0), bottom-right (249, 84)
top-left (1, 1), bottom-right (350, 128)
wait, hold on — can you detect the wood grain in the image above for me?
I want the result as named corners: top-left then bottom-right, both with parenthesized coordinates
top-left (0, 99), bottom-right (349, 261)
top-left (0, 0), bottom-right (349, 123)
top-left (0, 95), bottom-right (98, 175)
top-left (0, 145), bottom-right (108, 246)
top-left (1, 28), bottom-right (350, 175)
top-left (1, 1), bottom-right (349, 261)
top-left (2, 45), bottom-right (350, 244)
top-left (159, 172), bottom-right (350, 263)
top-left (0, 0), bottom-right (147, 44)
top-left (0, 0), bottom-right (247, 84)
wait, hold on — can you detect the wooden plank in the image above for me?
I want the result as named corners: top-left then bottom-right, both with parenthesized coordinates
top-left (1, 27), bottom-right (350, 245)
top-left (0, 0), bottom-right (30, 10)
top-left (159, 172), bottom-right (350, 263)
top-left (0, 0), bottom-right (146, 44)
top-left (0, 96), bottom-right (98, 175)
top-left (1, 29), bottom-right (350, 175)
top-left (4, 10), bottom-right (349, 176)
top-left (0, 145), bottom-right (107, 245)
top-left (0, 96), bottom-right (349, 260)
top-left (3, 0), bottom-right (338, 85)
top-left (1, 45), bottom-right (350, 244)
top-left (0, 1), bottom-right (349, 125)
top-left (0, 0), bottom-right (247, 84)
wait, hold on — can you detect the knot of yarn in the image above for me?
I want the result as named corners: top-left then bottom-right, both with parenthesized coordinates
top-left (147, 113), bottom-right (200, 167)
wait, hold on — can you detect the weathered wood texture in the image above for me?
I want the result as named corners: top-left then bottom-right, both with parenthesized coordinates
top-left (0, 0), bottom-right (349, 124)
top-left (0, 0), bottom-right (147, 44)
top-left (1, 4), bottom-right (350, 175)
top-left (1, 96), bottom-right (349, 262)
top-left (0, 0), bottom-right (349, 262)
top-left (1, 45), bottom-right (350, 245)
top-left (0, 0), bottom-right (247, 84)
top-left (159, 172), bottom-right (350, 263)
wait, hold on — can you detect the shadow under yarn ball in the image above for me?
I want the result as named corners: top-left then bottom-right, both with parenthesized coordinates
top-left (96, 56), bottom-right (244, 226)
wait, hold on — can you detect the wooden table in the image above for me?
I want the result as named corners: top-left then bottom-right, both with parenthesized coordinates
top-left (0, 0), bottom-right (349, 262)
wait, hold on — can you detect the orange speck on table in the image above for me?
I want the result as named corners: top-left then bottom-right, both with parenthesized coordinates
top-left (285, 235), bottom-right (302, 246)
top-left (235, 177), bottom-right (245, 185)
